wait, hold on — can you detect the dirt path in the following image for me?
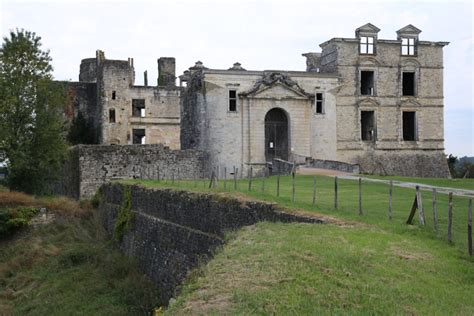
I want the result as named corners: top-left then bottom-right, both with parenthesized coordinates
top-left (340, 175), bottom-right (474, 198)
top-left (297, 167), bottom-right (473, 198)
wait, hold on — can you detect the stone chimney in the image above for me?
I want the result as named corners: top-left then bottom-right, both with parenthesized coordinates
top-left (158, 57), bottom-right (176, 87)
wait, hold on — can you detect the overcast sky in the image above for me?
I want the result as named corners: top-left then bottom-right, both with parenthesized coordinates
top-left (1, 0), bottom-right (472, 157)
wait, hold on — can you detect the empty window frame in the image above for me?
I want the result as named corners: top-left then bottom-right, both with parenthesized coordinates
top-left (402, 72), bottom-right (415, 96)
top-left (403, 111), bottom-right (417, 141)
top-left (132, 128), bottom-right (146, 144)
top-left (228, 90), bottom-right (237, 112)
top-left (361, 111), bottom-right (376, 141)
top-left (401, 38), bottom-right (416, 56)
top-left (360, 71), bottom-right (375, 96)
top-left (360, 36), bottom-right (374, 54)
top-left (109, 108), bottom-right (116, 123)
top-left (315, 93), bottom-right (324, 114)
top-left (112, 91), bottom-right (116, 100)
top-left (132, 99), bottom-right (145, 117)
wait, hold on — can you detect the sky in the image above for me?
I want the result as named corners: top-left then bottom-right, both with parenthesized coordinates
top-left (1, 0), bottom-right (473, 157)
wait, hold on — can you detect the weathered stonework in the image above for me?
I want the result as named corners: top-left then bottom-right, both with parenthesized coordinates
top-left (98, 183), bottom-right (323, 305)
top-left (58, 144), bottom-right (207, 198)
top-left (60, 23), bottom-right (450, 182)
top-left (66, 51), bottom-right (181, 148)
top-left (180, 23), bottom-right (450, 178)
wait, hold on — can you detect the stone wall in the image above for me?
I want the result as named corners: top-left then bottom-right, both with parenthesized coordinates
top-left (356, 151), bottom-right (450, 178)
top-left (98, 183), bottom-right (322, 305)
top-left (60, 144), bottom-right (207, 199)
top-left (306, 158), bottom-right (360, 174)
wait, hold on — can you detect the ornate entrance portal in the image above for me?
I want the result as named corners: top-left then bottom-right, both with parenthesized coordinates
top-left (265, 108), bottom-right (289, 162)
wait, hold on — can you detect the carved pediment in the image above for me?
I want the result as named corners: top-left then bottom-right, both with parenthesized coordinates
top-left (397, 24), bottom-right (422, 36)
top-left (358, 97), bottom-right (380, 108)
top-left (355, 23), bottom-right (381, 35)
top-left (401, 99), bottom-right (421, 107)
top-left (240, 72), bottom-right (313, 99)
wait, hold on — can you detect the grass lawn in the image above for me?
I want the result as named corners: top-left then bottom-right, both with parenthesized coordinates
top-left (165, 222), bottom-right (474, 315)
top-left (122, 175), bottom-right (474, 313)
top-left (0, 192), bottom-right (159, 315)
top-left (125, 175), bottom-right (474, 257)
top-left (362, 174), bottom-right (474, 191)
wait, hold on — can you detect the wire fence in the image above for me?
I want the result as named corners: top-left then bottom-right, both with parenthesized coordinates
top-left (150, 166), bottom-right (473, 257)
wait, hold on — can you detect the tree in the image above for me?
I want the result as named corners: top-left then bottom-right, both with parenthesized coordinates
top-left (0, 29), bottom-right (67, 194)
top-left (446, 154), bottom-right (458, 178)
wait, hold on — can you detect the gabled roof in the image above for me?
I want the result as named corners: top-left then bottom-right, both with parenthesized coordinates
top-left (355, 23), bottom-right (381, 34)
top-left (397, 24), bottom-right (422, 35)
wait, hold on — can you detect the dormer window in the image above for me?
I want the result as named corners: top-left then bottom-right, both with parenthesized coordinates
top-left (401, 38), bottom-right (416, 55)
top-left (360, 36), bottom-right (374, 54)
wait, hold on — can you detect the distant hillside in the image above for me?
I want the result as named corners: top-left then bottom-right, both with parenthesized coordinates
top-left (459, 156), bottom-right (474, 164)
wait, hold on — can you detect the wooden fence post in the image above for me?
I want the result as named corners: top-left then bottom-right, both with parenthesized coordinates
top-left (157, 166), bottom-right (160, 182)
top-left (261, 168), bottom-right (265, 192)
top-left (415, 186), bottom-right (425, 226)
top-left (292, 171), bottom-right (295, 203)
top-left (312, 176), bottom-right (316, 206)
top-left (334, 176), bottom-right (338, 210)
top-left (448, 192), bottom-right (453, 243)
top-left (208, 170), bottom-right (215, 189)
top-left (468, 199), bottom-right (472, 256)
top-left (234, 167), bottom-right (238, 190)
top-left (194, 172), bottom-right (197, 188)
top-left (388, 180), bottom-right (393, 220)
top-left (432, 188), bottom-right (438, 234)
top-left (277, 174), bottom-right (280, 197)
top-left (248, 166), bottom-right (253, 191)
top-left (172, 172), bottom-right (175, 185)
top-left (358, 177), bottom-right (362, 216)
top-left (224, 167), bottom-right (227, 190)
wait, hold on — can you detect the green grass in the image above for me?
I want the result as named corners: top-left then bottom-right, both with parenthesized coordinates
top-left (124, 175), bottom-right (473, 256)
top-left (0, 197), bottom-right (160, 315)
top-left (165, 222), bottom-right (474, 315)
top-left (362, 174), bottom-right (474, 190)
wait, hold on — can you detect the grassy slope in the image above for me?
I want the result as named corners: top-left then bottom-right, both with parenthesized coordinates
top-left (123, 176), bottom-right (474, 314)
top-left (0, 193), bottom-right (159, 315)
top-left (362, 175), bottom-right (474, 190)
top-left (166, 222), bottom-right (474, 315)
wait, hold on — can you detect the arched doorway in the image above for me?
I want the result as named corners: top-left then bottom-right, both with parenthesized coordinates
top-left (265, 108), bottom-right (289, 161)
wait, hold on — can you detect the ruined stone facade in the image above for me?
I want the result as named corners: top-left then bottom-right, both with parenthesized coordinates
top-left (67, 51), bottom-right (181, 148)
top-left (58, 144), bottom-right (207, 198)
top-left (180, 23), bottom-right (450, 177)
top-left (67, 23), bottom-right (450, 179)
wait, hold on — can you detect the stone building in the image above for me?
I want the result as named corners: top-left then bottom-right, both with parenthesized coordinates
top-left (68, 23), bottom-right (450, 178)
top-left (67, 50), bottom-right (181, 149)
top-left (180, 23), bottom-right (450, 177)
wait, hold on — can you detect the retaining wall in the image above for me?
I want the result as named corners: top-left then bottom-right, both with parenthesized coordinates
top-left (98, 183), bottom-right (322, 305)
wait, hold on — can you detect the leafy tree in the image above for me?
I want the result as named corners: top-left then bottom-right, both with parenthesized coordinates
top-left (0, 29), bottom-right (67, 194)
top-left (67, 111), bottom-right (96, 145)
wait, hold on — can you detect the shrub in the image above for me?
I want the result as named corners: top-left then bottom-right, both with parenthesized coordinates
top-left (114, 186), bottom-right (133, 241)
top-left (0, 206), bottom-right (39, 238)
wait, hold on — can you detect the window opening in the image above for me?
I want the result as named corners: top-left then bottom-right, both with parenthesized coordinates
top-left (229, 90), bottom-right (237, 112)
top-left (403, 112), bottom-right (416, 141)
top-left (361, 71), bottom-right (375, 96)
top-left (132, 129), bottom-right (146, 144)
top-left (132, 99), bottom-right (145, 118)
top-left (361, 111), bottom-right (376, 141)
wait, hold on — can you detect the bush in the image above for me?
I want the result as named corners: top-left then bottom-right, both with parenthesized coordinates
top-left (0, 206), bottom-right (38, 237)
